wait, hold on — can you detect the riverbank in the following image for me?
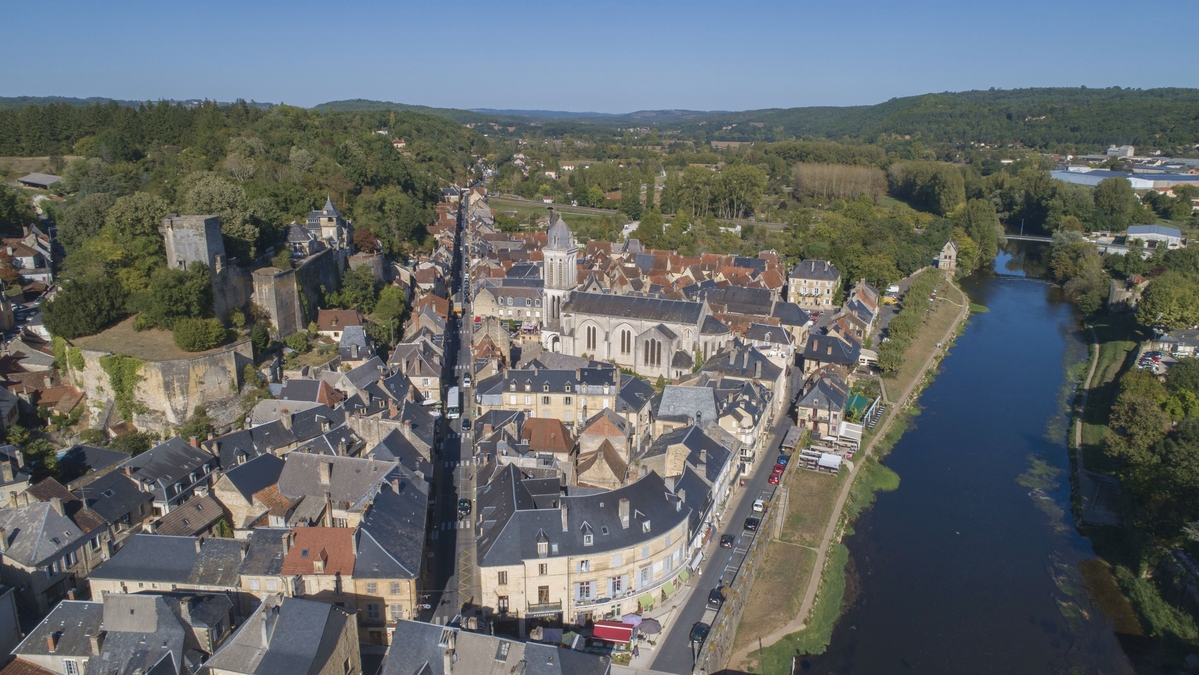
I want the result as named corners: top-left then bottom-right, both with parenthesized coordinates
top-left (731, 272), bottom-right (971, 673)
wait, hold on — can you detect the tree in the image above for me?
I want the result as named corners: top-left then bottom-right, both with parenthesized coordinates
top-left (1137, 272), bottom-right (1199, 330)
top-left (353, 228), bottom-right (380, 253)
top-left (368, 285), bottom-right (407, 347)
top-left (1094, 177), bottom-right (1135, 232)
top-left (270, 247), bottom-right (292, 270)
top-left (227, 307), bottom-right (246, 328)
top-left (635, 209), bottom-right (664, 249)
top-left (1168, 359), bottom-right (1199, 399)
top-left (105, 192), bottom-right (170, 242)
top-left (172, 317), bottom-right (226, 352)
top-left (644, 179), bottom-right (656, 211)
top-left (953, 199), bottom-right (1003, 270)
top-left (134, 262), bottom-right (213, 330)
top-left (0, 185), bottom-right (38, 236)
top-left (59, 193), bottom-right (116, 250)
top-left (178, 408), bottom-right (214, 442)
top-left (179, 172), bottom-right (268, 260)
top-left (250, 323), bottom-right (270, 351)
top-left (619, 183), bottom-right (643, 220)
top-left (285, 332), bottom-right (310, 353)
top-left (333, 266), bottom-right (382, 314)
top-left (107, 431), bottom-right (157, 455)
top-left (0, 251), bottom-right (20, 286)
top-left (43, 277), bottom-right (128, 338)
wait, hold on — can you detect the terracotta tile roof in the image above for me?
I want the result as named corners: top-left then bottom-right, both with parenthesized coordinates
top-left (0, 659), bottom-right (58, 675)
top-left (412, 295), bottom-right (449, 319)
top-left (280, 527), bottom-right (355, 576)
top-left (316, 309), bottom-right (363, 332)
top-left (520, 418), bottom-right (575, 455)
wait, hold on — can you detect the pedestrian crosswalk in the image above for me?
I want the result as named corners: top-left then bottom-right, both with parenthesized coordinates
top-left (440, 521), bottom-right (468, 530)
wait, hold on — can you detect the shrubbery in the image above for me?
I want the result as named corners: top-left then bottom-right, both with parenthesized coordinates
top-left (172, 317), bottom-right (226, 352)
top-left (878, 271), bottom-right (941, 375)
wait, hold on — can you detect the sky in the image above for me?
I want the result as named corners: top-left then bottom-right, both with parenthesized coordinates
top-left (3, 0), bottom-right (1196, 113)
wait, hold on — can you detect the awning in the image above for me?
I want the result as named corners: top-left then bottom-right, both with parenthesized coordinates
top-left (689, 551), bottom-right (704, 570)
top-left (678, 568), bottom-right (691, 584)
top-left (662, 581), bottom-right (676, 597)
top-left (638, 593), bottom-right (655, 610)
top-left (592, 621), bottom-right (634, 644)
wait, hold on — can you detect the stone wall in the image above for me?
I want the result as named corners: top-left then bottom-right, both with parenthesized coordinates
top-left (213, 263), bottom-right (253, 323)
top-left (348, 252), bottom-right (388, 281)
top-left (70, 340), bottom-right (253, 432)
top-left (294, 248), bottom-right (343, 326)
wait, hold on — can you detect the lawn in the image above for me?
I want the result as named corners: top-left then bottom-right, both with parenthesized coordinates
top-left (0, 156), bottom-right (81, 177)
top-left (732, 543), bottom-right (816, 654)
top-left (779, 469), bottom-right (844, 548)
top-left (72, 316), bottom-right (231, 361)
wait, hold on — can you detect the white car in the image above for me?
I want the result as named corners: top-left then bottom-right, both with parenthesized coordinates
top-left (463, 375), bottom-right (471, 389)
top-left (752, 499), bottom-right (766, 513)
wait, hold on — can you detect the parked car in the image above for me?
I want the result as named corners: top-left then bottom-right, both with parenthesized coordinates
top-left (777, 455), bottom-right (790, 466)
top-left (768, 473), bottom-right (781, 485)
top-left (690, 622), bottom-right (711, 644)
top-left (744, 517), bottom-right (760, 531)
top-left (720, 535), bottom-right (735, 548)
top-left (752, 499), bottom-right (766, 513)
top-left (458, 498), bottom-right (472, 515)
top-left (707, 588), bottom-right (725, 611)
top-left (463, 374), bottom-right (472, 388)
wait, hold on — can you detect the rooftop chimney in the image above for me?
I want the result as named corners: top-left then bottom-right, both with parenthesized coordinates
top-left (279, 411), bottom-right (293, 430)
top-left (50, 497), bottom-right (64, 517)
top-left (45, 632), bottom-right (59, 652)
top-left (189, 436), bottom-right (199, 448)
top-left (195, 537), bottom-right (204, 553)
top-left (88, 630), bottom-right (105, 655)
top-left (755, 360), bottom-right (762, 379)
top-left (560, 502), bottom-right (569, 532)
top-left (618, 498), bottom-right (630, 529)
top-left (402, 419), bottom-right (413, 442)
top-left (319, 461), bottom-right (332, 485)
top-left (281, 531), bottom-right (291, 557)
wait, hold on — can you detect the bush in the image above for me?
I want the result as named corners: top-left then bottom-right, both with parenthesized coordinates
top-left (285, 332), bottom-right (310, 354)
top-left (80, 429), bottom-right (106, 445)
top-left (43, 278), bottom-right (128, 339)
top-left (173, 318), bottom-right (226, 352)
top-left (250, 323), bottom-right (270, 351)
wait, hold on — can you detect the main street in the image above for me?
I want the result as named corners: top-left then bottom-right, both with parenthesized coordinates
top-left (426, 200), bottom-right (479, 625)
top-left (650, 366), bottom-right (805, 674)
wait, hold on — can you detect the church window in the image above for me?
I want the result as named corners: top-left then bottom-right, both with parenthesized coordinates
top-left (586, 326), bottom-right (597, 351)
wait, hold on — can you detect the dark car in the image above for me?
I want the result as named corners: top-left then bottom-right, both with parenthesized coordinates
top-left (776, 455), bottom-right (791, 466)
top-left (719, 535), bottom-right (735, 548)
top-left (458, 498), bottom-right (472, 515)
top-left (707, 588), bottom-right (725, 611)
top-left (461, 418), bottom-right (471, 431)
top-left (744, 517), bottom-right (760, 531)
top-left (689, 622), bottom-right (711, 644)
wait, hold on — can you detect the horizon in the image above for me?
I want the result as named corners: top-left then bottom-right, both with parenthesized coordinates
top-left (3, 0), bottom-right (1196, 113)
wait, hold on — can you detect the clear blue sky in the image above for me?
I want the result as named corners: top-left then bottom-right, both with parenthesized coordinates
top-left (3, 0), bottom-right (1195, 113)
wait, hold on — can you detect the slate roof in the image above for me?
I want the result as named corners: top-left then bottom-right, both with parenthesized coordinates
top-left (205, 595), bottom-right (354, 675)
top-left (789, 259), bottom-right (840, 281)
top-left (744, 323), bottom-right (793, 345)
top-left (797, 370), bottom-right (849, 413)
top-left (55, 444), bottom-right (127, 483)
top-left (221, 454), bottom-right (285, 502)
top-left (205, 422), bottom-right (291, 468)
top-left (545, 210), bottom-right (576, 251)
top-left (26, 477), bottom-right (106, 532)
top-left (382, 620), bottom-right (612, 675)
top-left (338, 325), bottom-right (371, 362)
top-left (803, 333), bottom-right (862, 366)
top-left (119, 437), bottom-right (216, 503)
top-left (562, 292), bottom-right (705, 325)
top-left (277, 453), bottom-right (399, 512)
top-left (0, 500), bottom-right (91, 567)
top-left (365, 429), bottom-right (433, 478)
top-left (701, 315), bottom-right (731, 335)
top-left (73, 470), bottom-right (152, 525)
top-left (354, 478), bottom-right (428, 580)
top-left (154, 494), bottom-right (223, 537)
top-left (239, 527), bottom-right (291, 576)
top-left (89, 534), bottom-right (247, 587)
top-left (655, 385), bottom-right (719, 425)
top-left (770, 301), bottom-right (811, 327)
top-left (701, 345), bottom-right (783, 382)
top-left (649, 426), bottom-right (731, 487)
top-left (476, 465), bottom-right (688, 567)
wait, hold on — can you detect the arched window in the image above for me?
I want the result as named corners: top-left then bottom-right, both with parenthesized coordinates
top-left (620, 330), bottom-right (631, 355)
top-left (586, 325), bottom-right (597, 351)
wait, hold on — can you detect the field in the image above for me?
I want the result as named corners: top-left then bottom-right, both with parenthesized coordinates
top-left (732, 543), bottom-right (816, 653)
top-left (779, 469), bottom-right (844, 548)
top-left (1078, 314), bottom-right (1142, 473)
top-left (886, 276), bottom-right (967, 397)
top-left (72, 316), bottom-right (230, 361)
top-left (0, 156), bottom-right (81, 177)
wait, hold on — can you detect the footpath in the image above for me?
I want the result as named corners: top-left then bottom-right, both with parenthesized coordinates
top-left (728, 274), bottom-right (971, 671)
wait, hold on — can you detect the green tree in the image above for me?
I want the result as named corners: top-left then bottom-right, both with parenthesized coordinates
top-left (1137, 272), bottom-right (1199, 330)
top-left (105, 192), bottom-right (170, 242)
top-left (1094, 177), bottom-right (1135, 232)
top-left (43, 277), bottom-right (128, 338)
top-left (333, 266), bottom-right (382, 314)
top-left (285, 331), bottom-right (310, 353)
top-left (172, 317), bottom-right (226, 352)
top-left (635, 208), bottom-right (665, 249)
top-left (178, 408), bottom-right (214, 442)
top-left (250, 323), bottom-right (270, 351)
top-left (368, 285), bottom-right (407, 347)
top-left (133, 262), bottom-right (214, 330)
top-left (108, 431), bottom-right (157, 455)
top-left (59, 193), bottom-right (116, 250)
top-left (0, 185), bottom-right (38, 236)
top-left (619, 183), bottom-right (643, 220)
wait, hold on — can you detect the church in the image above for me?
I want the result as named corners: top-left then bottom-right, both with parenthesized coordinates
top-left (540, 209), bottom-right (730, 380)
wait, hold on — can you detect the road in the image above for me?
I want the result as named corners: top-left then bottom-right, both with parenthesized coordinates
top-left (650, 365), bottom-right (805, 674)
top-left (424, 200), bottom-right (480, 625)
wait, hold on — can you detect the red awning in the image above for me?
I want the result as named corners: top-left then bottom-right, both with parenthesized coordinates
top-left (592, 621), bottom-right (634, 644)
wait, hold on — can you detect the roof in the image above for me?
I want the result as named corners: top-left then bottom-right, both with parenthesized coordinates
top-left (16, 173), bottom-right (62, 188)
top-left (797, 370), bottom-right (849, 413)
top-left (789, 259), bottom-right (840, 281)
top-left (579, 408), bottom-right (629, 439)
top-left (277, 379), bottom-right (342, 406)
top-left (562, 292), bottom-right (705, 325)
top-left (55, 444), bottom-right (128, 482)
top-left (316, 309), bottom-right (363, 332)
top-left (154, 494), bottom-right (224, 536)
top-left (280, 527), bottom-right (355, 576)
top-left (354, 479), bottom-right (428, 579)
top-left (0, 500), bottom-right (90, 566)
top-left (74, 470), bottom-right (153, 525)
top-left (476, 466), bottom-right (688, 568)
top-left (656, 385), bottom-right (718, 425)
top-left (803, 333), bottom-right (862, 366)
top-left (0, 660), bottom-right (57, 675)
top-left (1127, 224), bottom-right (1183, 238)
top-left (89, 534), bottom-right (246, 587)
top-left (205, 595), bottom-right (354, 675)
top-left (120, 437), bottom-right (215, 501)
top-left (277, 452), bottom-right (399, 512)
top-left (382, 619), bottom-right (611, 675)
top-left (545, 210), bottom-right (576, 251)
top-left (521, 418), bottom-right (575, 454)
top-left (26, 477), bottom-right (106, 532)
top-left (365, 428), bottom-right (433, 478)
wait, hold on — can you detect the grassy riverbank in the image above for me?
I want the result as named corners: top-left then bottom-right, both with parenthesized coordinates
top-left (734, 275), bottom-right (968, 674)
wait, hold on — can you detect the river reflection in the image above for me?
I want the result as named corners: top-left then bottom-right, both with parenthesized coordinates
top-left (800, 253), bottom-right (1138, 675)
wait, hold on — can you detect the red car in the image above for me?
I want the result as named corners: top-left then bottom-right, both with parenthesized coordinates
top-left (768, 472), bottom-right (781, 485)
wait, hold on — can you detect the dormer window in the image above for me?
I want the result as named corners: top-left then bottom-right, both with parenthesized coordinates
top-left (543, 384), bottom-right (550, 392)
top-left (603, 385), bottom-right (610, 395)
top-left (565, 385), bottom-right (571, 393)
top-left (538, 541), bottom-right (548, 556)
top-left (583, 534), bottom-right (593, 546)
top-left (510, 382), bottom-right (516, 391)
top-left (525, 384), bottom-right (531, 392)
top-left (641, 521), bottom-right (651, 533)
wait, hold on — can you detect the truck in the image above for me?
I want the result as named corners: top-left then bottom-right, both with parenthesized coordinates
top-left (446, 386), bottom-right (461, 419)
top-left (452, 291), bottom-right (464, 318)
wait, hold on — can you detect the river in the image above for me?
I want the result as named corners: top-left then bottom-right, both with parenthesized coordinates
top-left (802, 245), bottom-right (1140, 675)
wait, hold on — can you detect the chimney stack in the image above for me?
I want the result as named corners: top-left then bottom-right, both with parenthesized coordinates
top-left (281, 531), bottom-right (291, 557)
top-left (195, 537), bottom-right (204, 553)
top-left (560, 501), bottom-right (569, 532)
top-left (180, 598), bottom-right (192, 625)
top-left (88, 631), bottom-right (105, 655)
top-left (1, 461), bottom-right (13, 483)
top-left (50, 497), bottom-right (64, 517)
top-left (280, 410), bottom-right (293, 430)
top-left (755, 360), bottom-right (762, 379)
top-left (402, 419), bottom-right (413, 442)
top-left (45, 632), bottom-right (59, 652)
top-left (319, 461), bottom-right (332, 485)
top-left (618, 498), bottom-right (630, 529)
top-left (189, 436), bottom-right (199, 449)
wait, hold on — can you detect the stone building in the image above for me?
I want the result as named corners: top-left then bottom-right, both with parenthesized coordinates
top-left (787, 259), bottom-right (841, 310)
top-left (543, 208), bottom-right (578, 329)
top-left (937, 240), bottom-right (958, 272)
top-left (252, 266), bottom-right (302, 338)
top-left (160, 215), bottom-right (251, 322)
